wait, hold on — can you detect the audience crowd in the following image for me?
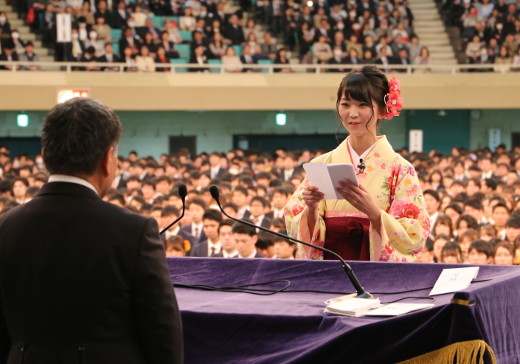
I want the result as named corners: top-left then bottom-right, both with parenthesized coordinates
top-left (1, 0), bottom-right (434, 72)
top-left (443, 0), bottom-right (520, 69)
top-left (3, 0), bottom-right (520, 70)
top-left (1, 142), bottom-right (520, 264)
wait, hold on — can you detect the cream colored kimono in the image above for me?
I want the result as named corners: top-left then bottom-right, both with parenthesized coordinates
top-left (284, 136), bottom-right (429, 262)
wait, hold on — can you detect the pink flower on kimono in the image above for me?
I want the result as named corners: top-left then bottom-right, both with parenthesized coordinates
top-left (402, 203), bottom-right (420, 219)
top-left (407, 166), bottom-right (415, 176)
top-left (291, 204), bottom-right (304, 216)
top-left (406, 184), bottom-right (420, 197)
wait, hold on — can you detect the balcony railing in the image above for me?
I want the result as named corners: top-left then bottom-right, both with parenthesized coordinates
top-left (0, 61), bottom-right (517, 74)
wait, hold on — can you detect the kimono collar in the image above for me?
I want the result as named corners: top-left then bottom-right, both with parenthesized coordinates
top-left (334, 135), bottom-right (393, 164)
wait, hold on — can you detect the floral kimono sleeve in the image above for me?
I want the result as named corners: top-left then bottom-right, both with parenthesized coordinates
top-left (284, 177), bottom-right (327, 260)
top-left (371, 163), bottom-right (430, 262)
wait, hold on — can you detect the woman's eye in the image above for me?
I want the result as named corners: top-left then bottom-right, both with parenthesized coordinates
top-left (341, 103), bottom-right (349, 107)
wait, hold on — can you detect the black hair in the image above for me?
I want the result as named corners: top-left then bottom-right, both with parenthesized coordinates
top-left (202, 209), bottom-right (223, 224)
top-left (250, 196), bottom-right (269, 208)
top-left (189, 198), bottom-right (207, 210)
top-left (161, 205), bottom-right (180, 217)
top-left (336, 66), bottom-right (389, 130)
top-left (423, 189), bottom-right (441, 202)
top-left (464, 198), bottom-right (483, 210)
top-left (232, 221), bottom-right (256, 236)
top-left (469, 239), bottom-right (494, 258)
top-left (42, 98), bottom-right (122, 176)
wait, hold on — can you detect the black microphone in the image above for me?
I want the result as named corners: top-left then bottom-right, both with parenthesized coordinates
top-left (160, 184), bottom-right (187, 235)
top-left (209, 185), bottom-right (373, 299)
top-left (357, 159), bottom-right (365, 174)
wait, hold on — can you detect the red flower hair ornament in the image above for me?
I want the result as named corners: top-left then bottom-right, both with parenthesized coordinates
top-left (382, 75), bottom-right (403, 120)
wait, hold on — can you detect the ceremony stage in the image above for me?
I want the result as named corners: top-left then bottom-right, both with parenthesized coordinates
top-left (168, 258), bottom-right (520, 363)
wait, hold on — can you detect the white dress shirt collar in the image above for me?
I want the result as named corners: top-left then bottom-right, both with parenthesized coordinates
top-left (48, 174), bottom-right (98, 195)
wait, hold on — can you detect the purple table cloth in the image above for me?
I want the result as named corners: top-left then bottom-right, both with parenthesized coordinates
top-left (167, 258), bottom-right (520, 363)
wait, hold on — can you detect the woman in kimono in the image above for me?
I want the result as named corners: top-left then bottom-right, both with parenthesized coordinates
top-left (284, 66), bottom-right (429, 262)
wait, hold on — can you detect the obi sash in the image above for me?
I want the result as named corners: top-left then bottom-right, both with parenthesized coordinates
top-left (323, 215), bottom-right (370, 261)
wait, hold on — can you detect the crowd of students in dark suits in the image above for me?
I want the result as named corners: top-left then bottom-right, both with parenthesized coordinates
top-left (1, 142), bottom-right (520, 264)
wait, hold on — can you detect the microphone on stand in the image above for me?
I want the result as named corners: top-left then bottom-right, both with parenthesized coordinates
top-left (160, 184), bottom-right (187, 235)
top-left (209, 185), bottom-right (373, 299)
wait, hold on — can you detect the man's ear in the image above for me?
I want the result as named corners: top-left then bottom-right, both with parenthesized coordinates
top-left (101, 146), bottom-right (114, 177)
top-left (252, 235), bottom-right (258, 244)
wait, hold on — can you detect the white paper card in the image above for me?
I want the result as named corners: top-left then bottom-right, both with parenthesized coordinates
top-left (303, 163), bottom-right (358, 200)
top-left (324, 297), bottom-right (381, 317)
top-left (365, 302), bottom-right (434, 316)
top-left (429, 267), bottom-right (479, 296)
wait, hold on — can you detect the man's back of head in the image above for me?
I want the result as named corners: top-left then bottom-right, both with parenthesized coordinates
top-left (42, 98), bottom-right (122, 195)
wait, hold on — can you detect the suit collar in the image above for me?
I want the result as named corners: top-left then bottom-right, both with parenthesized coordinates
top-left (37, 182), bottom-right (101, 200)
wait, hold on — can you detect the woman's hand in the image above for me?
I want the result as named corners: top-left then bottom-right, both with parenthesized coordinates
top-left (302, 185), bottom-right (324, 211)
top-left (336, 180), bottom-right (382, 232)
top-left (302, 185), bottom-right (324, 234)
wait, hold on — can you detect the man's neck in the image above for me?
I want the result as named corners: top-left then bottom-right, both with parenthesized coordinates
top-left (240, 249), bottom-right (255, 258)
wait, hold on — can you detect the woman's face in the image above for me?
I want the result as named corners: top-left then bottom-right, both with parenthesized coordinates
top-left (442, 254), bottom-right (461, 264)
top-left (338, 96), bottom-right (380, 139)
top-left (431, 172), bottom-right (442, 183)
top-left (494, 246), bottom-right (514, 265)
top-left (435, 224), bottom-right (451, 237)
top-left (433, 238), bottom-right (448, 261)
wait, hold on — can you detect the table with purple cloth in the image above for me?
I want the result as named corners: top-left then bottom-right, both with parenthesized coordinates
top-left (167, 257), bottom-right (520, 363)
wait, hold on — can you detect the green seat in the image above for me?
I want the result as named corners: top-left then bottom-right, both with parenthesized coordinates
top-left (110, 29), bottom-right (122, 41)
top-left (232, 45), bottom-right (243, 56)
top-left (258, 59), bottom-right (274, 73)
top-left (180, 30), bottom-right (193, 42)
top-left (174, 44), bottom-right (191, 59)
top-left (208, 59), bottom-right (221, 73)
top-left (111, 41), bottom-right (120, 56)
top-left (170, 57), bottom-right (190, 73)
top-left (151, 16), bottom-right (165, 29)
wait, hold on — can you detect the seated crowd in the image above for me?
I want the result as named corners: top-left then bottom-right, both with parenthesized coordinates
top-left (443, 0), bottom-right (520, 69)
top-left (0, 0), bottom-right (432, 72)
top-left (0, 142), bottom-right (520, 263)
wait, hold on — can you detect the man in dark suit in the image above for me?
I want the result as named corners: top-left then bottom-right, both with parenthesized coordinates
top-left (0, 98), bottom-right (183, 364)
top-left (393, 48), bottom-right (411, 73)
top-left (223, 13), bottom-right (245, 45)
top-left (111, 1), bottom-right (130, 29)
top-left (190, 209), bottom-right (223, 257)
top-left (0, 46), bottom-right (19, 70)
top-left (249, 196), bottom-right (272, 230)
top-left (208, 152), bottom-right (227, 179)
top-left (232, 222), bottom-right (264, 258)
top-left (98, 42), bottom-right (121, 71)
top-left (119, 26), bottom-right (142, 57)
top-left (180, 198), bottom-right (207, 244)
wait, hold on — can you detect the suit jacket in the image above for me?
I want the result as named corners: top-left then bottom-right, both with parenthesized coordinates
top-left (180, 224), bottom-right (207, 244)
top-left (189, 239), bottom-right (221, 257)
top-left (0, 53), bottom-right (19, 70)
top-left (0, 182), bottom-right (183, 364)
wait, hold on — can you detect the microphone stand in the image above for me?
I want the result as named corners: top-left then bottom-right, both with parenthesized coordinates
top-left (160, 184), bottom-right (187, 235)
top-left (209, 185), bottom-right (373, 299)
